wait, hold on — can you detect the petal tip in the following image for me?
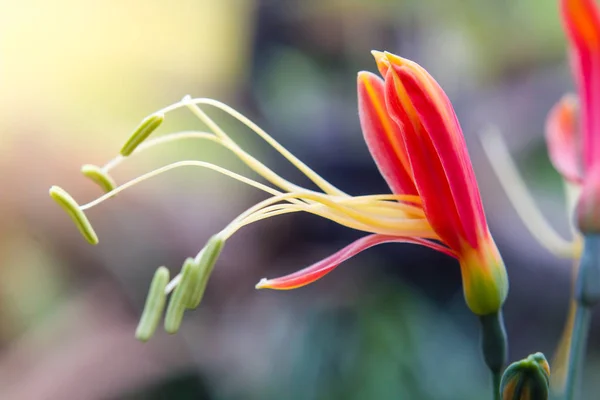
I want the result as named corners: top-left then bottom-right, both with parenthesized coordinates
top-left (371, 50), bottom-right (390, 76)
top-left (382, 51), bottom-right (406, 65)
top-left (255, 278), bottom-right (270, 289)
top-left (371, 49), bottom-right (385, 60)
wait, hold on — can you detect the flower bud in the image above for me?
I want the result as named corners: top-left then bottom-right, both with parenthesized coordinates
top-left (460, 237), bottom-right (508, 316)
top-left (500, 352), bottom-right (550, 400)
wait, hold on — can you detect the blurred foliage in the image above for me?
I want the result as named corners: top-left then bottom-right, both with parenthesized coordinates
top-left (255, 284), bottom-right (489, 400)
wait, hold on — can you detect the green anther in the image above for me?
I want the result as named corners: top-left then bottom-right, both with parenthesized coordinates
top-left (164, 258), bottom-right (198, 334)
top-left (120, 113), bottom-right (164, 156)
top-left (49, 186), bottom-right (99, 245)
top-left (187, 235), bottom-right (225, 309)
top-left (135, 266), bottom-right (170, 342)
top-left (81, 164), bottom-right (117, 194)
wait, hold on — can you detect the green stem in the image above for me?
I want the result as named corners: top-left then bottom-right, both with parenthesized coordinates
top-left (479, 310), bottom-right (508, 400)
top-left (492, 370), bottom-right (502, 400)
top-left (563, 234), bottom-right (600, 400)
top-left (564, 304), bottom-right (591, 400)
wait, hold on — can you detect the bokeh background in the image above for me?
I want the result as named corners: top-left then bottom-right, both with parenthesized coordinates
top-left (0, 0), bottom-right (597, 398)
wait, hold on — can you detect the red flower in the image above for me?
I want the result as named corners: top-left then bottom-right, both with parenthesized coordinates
top-left (560, 0), bottom-right (600, 232)
top-left (51, 52), bottom-right (508, 321)
top-left (260, 52), bottom-right (508, 315)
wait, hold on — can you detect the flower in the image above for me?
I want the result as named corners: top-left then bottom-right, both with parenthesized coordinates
top-left (50, 52), bottom-right (508, 338)
top-left (500, 353), bottom-right (550, 400)
top-left (359, 51), bottom-right (509, 315)
top-left (560, 0), bottom-right (600, 232)
top-left (258, 51), bottom-right (509, 315)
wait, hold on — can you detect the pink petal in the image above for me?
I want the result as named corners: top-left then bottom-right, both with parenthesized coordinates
top-left (545, 94), bottom-right (583, 183)
top-left (256, 234), bottom-right (456, 290)
top-left (561, 0), bottom-right (600, 173)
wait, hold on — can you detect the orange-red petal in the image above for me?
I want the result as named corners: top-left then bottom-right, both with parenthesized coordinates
top-left (561, 0), bottom-right (600, 172)
top-left (382, 66), bottom-right (469, 252)
top-left (545, 94), bottom-right (582, 183)
top-left (391, 64), bottom-right (487, 250)
top-left (256, 234), bottom-right (456, 290)
top-left (357, 71), bottom-right (417, 195)
top-left (561, 0), bottom-right (600, 51)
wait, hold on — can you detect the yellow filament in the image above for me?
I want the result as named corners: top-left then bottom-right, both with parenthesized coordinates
top-left (79, 160), bottom-right (284, 211)
top-left (220, 191), bottom-right (434, 240)
top-left (107, 95), bottom-right (345, 198)
top-left (183, 97), bottom-right (346, 197)
top-left (237, 191), bottom-right (429, 232)
top-left (480, 126), bottom-right (577, 258)
top-left (341, 194), bottom-right (422, 204)
top-left (228, 192), bottom-right (420, 228)
top-left (563, 180), bottom-right (583, 242)
top-left (346, 201), bottom-right (424, 219)
top-left (221, 202), bottom-right (433, 240)
top-left (103, 130), bottom-right (305, 195)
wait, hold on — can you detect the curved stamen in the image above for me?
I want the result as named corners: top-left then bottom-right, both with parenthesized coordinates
top-left (221, 203), bottom-right (433, 240)
top-left (104, 130), bottom-right (306, 195)
top-left (221, 191), bottom-right (433, 239)
top-left (227, 194), bottom-right (428, 236)
top-left (480, 126), bottom-right (577, 258)
top-left (183, 97), bottom-right (346, 197)
top-left (79, 160), bottom-right (283, 211)
top-left (143, 96), bottom-right (346, 197)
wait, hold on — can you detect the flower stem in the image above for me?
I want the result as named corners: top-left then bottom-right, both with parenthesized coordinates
top-left (564, 235), bottom-right (600, 400)
top-left (479, 310), bottom-right (507, 400)
top-left (563, 303), bottom-right (591, 400)
top-left (492, 370), bottom-right (501, 400)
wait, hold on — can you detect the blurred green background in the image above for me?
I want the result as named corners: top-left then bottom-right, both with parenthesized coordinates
top-left (0, 0), bottom-right (596, 398)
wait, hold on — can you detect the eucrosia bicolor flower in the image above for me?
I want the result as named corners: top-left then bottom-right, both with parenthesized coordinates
top-left (50, 51), bottom-right (508, 339)
top-left (560, 0), bottom-right (600, 232)
top-left (358, 51), bottom-right (508, 315)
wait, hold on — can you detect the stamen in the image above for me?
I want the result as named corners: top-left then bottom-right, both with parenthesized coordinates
top-left (120, 113), bottom-right (165, 156)
top-left (102, 130), bottom-right (306, 195)
top-left (81, 164), bottom-right (117, 194)
top-left (480, 126), bottom-right (577, 258)
top-left (563, 180), bottom-right (583, 240)
top-left (219, 192), bottom-right (434, 240)
top-left (104, 131), bottom-right (216, 171)
top-left (187, 235), bottom-right (224, 309)
top-left (182, 96), bottom-right (346, 197)
top-left (49, 186), bottom-right (99, 245)
top-left (164, 258), bottom-right (198, 334)
top-left (79, 160), bottom-right (284, 211)
top-left (165, 273), bottom-right (181, 294)
top-left (135, 266), bottom-right (169, 342)
top-left (224, 191), bottom-right (434, 238)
